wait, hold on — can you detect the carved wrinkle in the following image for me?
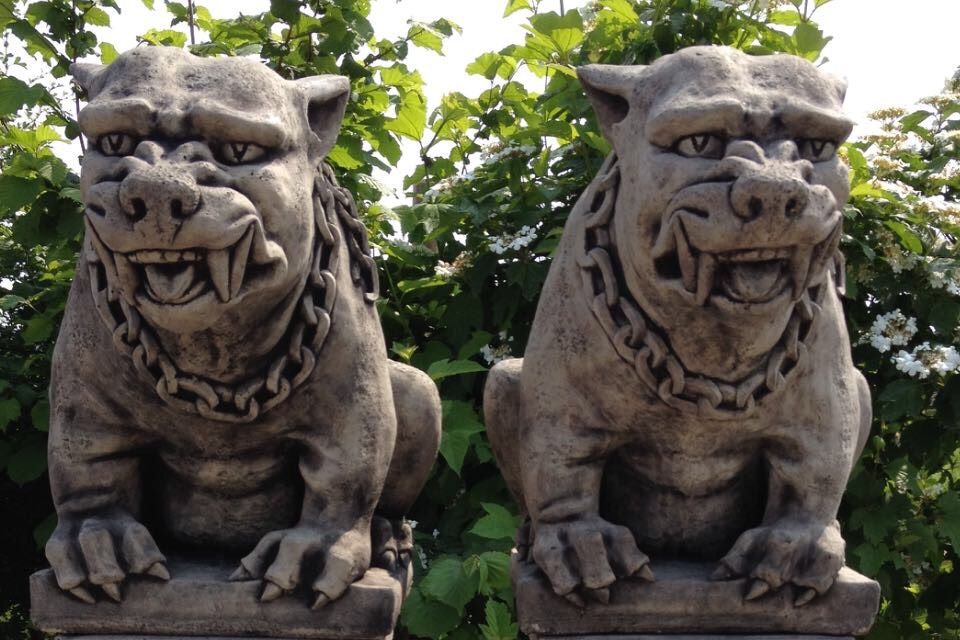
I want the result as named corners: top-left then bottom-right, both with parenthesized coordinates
top-left (85, 163), bottom-right (379, 423)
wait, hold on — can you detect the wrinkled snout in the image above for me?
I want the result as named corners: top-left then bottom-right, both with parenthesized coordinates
top-left (724, 141), bottom-right (815, 222)
top-left (118, 164), bottom-right (201, 223)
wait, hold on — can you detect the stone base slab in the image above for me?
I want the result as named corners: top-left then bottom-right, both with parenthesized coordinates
top-left (32, 555), bottom-right (405, 639)
top-left (514, 557), bottom-right (879, 637)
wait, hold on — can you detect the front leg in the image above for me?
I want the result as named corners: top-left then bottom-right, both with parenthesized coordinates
top-left (524, 410), bottom-right (653, 606)
top-left (46, 392), bottom-right (167, 603)
top-left (233, 387), bottom-right (396, 609)
top-left (713, 417), bottom-right (862, 606)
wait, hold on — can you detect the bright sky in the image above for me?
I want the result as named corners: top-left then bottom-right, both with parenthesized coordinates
top-left (74, 0), bottom-right (960, 196)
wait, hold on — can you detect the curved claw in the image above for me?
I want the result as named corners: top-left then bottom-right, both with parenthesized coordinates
top-left (586, 587), bottom-right (610, 604)
top-left (69, 586), bottom-right (96, 604)
top-left (229, 565), bottom-right (254, 582)
top-left (145, 562), bottom-right (170, 580)
top-left (794, 587), bottom-right (818, 607)
top-left (100, 582), bottom-right (122, 602)
top-left (562, 590), bottom-right (586, 608)
top-left (312, 592), bottom-right (331, 610)
top-left (710, 562), bottom-right (735, 581)
top-left (260, 581), bottom-right (285, 603)
top-left (744, 579), bottom-right (771, 601)
top-left (635, 564), bottom-right (655, 582)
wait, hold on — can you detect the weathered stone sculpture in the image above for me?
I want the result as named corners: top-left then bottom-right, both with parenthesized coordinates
top-left (484, 46), bottom-right (879, 638)
top-left (30, 46), bottom-right (441, 639)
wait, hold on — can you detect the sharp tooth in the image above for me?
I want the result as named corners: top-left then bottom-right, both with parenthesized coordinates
top-left (230, 226), bottom-right (254, 298)
top-left (651, 218), bottom-right (678, 260)
top-left (695, 253), bottom-right (717, 306)
top-left (674, 223), bottom-right (697, 292)
top-left (114, 254), bottom-right (140, 305)
top-left (789, 246), bottom-right (813, 300)
top-left (207, 248), bottom-right (231, 302)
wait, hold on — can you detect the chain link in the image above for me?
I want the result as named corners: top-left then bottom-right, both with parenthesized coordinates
top-left (87, 164), bottom-right (372, 424)
top-left (577, 155), bottom-right (822, 419)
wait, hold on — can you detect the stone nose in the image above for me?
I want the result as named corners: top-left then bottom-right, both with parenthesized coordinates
top-left (118, 165), bottom-right (201, 223)
top-left (729, 168), bottom-right (809, 222)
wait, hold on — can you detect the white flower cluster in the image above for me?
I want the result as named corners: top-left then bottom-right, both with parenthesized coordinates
top-left (488, 225), bottom-right (538, 254)
top-left (930, 158), bottom-right (960, 183)
top-left (480, 343), bottom-right (511, 365)
top-left (434, 261), bottom-right (457, 278)
top-left (424, 174), bottom-right (465, 200)
top-left (480, 142), bottom-right (538, 166)
top-left (928, 266), bottom-right (960, 296)
top-left (871, 178), bottom-right (918, 200)
top-left (891, 342), bottom-right (960, 379)
top-left (865, 309), bottom-right (918, 353)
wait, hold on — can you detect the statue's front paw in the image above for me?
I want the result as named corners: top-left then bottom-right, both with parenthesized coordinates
top-left (232, 525), bottom-right (370, 609)
top-left (45, 513), bottom-right (169, 604)
top-left (713, 519), bottom-right (845, 606)
top-left (532, 517), bottom-right (653, 607)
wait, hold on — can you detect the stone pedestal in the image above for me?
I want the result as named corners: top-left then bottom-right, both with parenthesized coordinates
top-left (513, 558), bottom-right (880, 639)
top-left (31, 555), bottom-right (407, 639)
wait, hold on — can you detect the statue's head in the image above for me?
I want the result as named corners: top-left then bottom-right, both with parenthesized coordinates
top-left (73, 46), bottom-right (350, 335)
top-left (579, 46), bottom-right (852, 380)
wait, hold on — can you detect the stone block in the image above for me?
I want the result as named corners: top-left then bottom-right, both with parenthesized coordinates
top-left (513, 558), bottom-right (879, 638)
top-left (32, 556), bottom-right (403, 639)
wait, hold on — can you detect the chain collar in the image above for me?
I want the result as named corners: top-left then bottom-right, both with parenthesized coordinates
top-left (576, 155), bottom-right (823, 420)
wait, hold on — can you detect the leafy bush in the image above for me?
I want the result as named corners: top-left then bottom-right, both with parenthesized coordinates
top-left (0, 0), bottom-right (958, 639)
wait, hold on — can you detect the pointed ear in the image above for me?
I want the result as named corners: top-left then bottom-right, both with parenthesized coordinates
top-left (831, 74), bottom-right (848, 104)
top-left (577, 64), bottom-right (646, 142)
top-left (294, 75), bottom-right (351, 159)
top-left (70, 62), bottom-right (107, 98)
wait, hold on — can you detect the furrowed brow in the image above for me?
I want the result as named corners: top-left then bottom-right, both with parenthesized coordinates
top-left (645, 99), bottom-right (747, 147)
top-left (78, 98), bottom-right (155, 137)
top-left (781, 103), bottom-right (854, 142)
top-left (189, 101), bottom-right (288, 148)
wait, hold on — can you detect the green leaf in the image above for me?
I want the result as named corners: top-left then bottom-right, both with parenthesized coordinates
top-left (385, 91), bottom-right (427, 141)
top-left (33, 512), bottom-right (57, 549)
top-left (470, 503), bottom-right (520, 540)
top-left (400, 588), bottom-right (461, 639)
top-left (0, 295), bottom-right (27, 311)
top-left (100, 42), bottom-right (119, 64)
top-left (427, 359), bottom-right (487, 381)
top-left (938, 492), bottom-right (960, 551)
top-left (0, 176), bottom-right (44, 215)
top-left (479, 599), bottom-right (518, 640)
top-left (0, 77), bottom-right (47, 115)
top-left (503, 0), bottom-right (532, 17)
top-left (440, 400), bottom-right (485, 474)
top-left (31, 399), bottom-right (50, 432)
top-left (0, 397), bottom-right (21, 431)
top-left (421, 557), bottom-right (480, 614)
top-left (85, 7), bottom-right (111, 26)
top-left (879, 379), bottom-right (925, 421)
top-left (7, 440), bottom-right (47, 484)
top-left (884, 220), bottom-right (923, 254)
top-left (22, 314), bottom-right (53, 345)
top-left (408, 23), bottom-right (444, 54)
top-left (477, 551), bottom-right (511, 595)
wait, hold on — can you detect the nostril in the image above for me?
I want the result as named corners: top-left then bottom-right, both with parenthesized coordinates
top-left (131, 198), bottom-right (147, 222)
top-left (88, 203), bottom-right (106, 217)
top-left (170, 199), bottom-right (185, 219)
top-left (748, 197), bottom-right (763, 220)
top-left (785, 197), bottom-right (801, 218)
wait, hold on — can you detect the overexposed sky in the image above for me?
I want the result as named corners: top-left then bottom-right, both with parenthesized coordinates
top-left (72, 0), bottom-right (960, 195)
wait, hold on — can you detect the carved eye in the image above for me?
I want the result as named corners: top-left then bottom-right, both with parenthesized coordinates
top-left (797, 139), bottom-right (837, 162)
top-left (217, 142), bottom-right (267, 165)
top-left (97, 133), bottom-right (136, 156)
top-left (673, 134), bottom-right (725, 159)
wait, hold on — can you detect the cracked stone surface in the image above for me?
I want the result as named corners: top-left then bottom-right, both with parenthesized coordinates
top-left (32, 46), bottom-right (440, 638)
top-left (484, 45), bottom-right (878, 636)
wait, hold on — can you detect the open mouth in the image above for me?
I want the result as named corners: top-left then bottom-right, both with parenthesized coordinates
top-left (114, 225), bottom-right (257, 305)
top-left (654, 221), bottom-right (821, 305)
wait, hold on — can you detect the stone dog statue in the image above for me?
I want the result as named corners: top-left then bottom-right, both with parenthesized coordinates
top-left (485, 46), bottom-right (870, 608)
top-left (46, 47), bottom-right (440, 609)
